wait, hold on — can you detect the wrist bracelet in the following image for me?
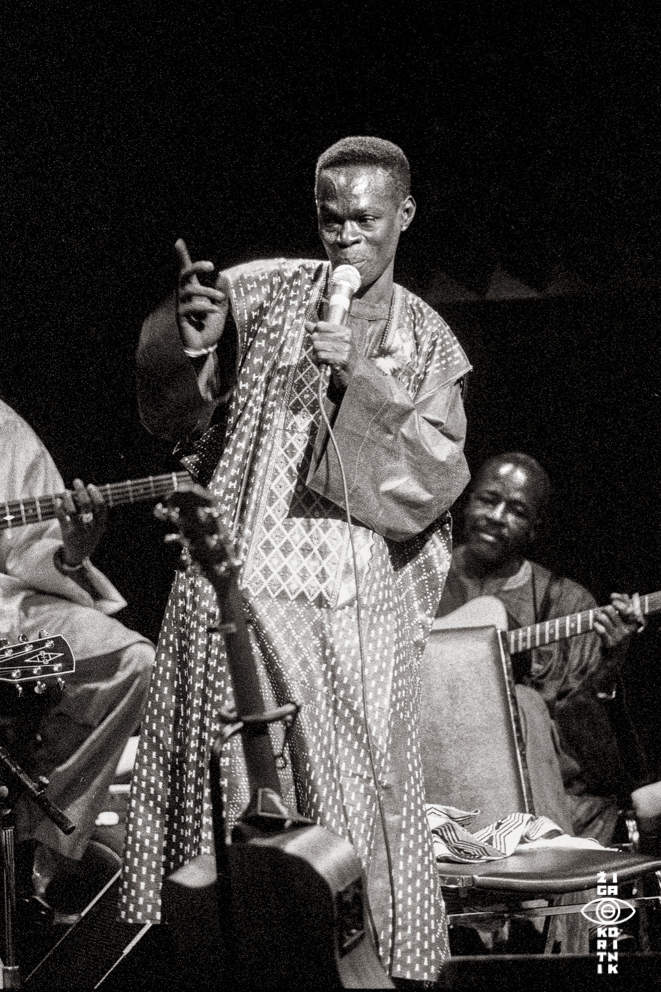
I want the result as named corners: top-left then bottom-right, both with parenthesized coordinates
top-left (54, 547), bottom-right (91, 575)
top-left (183, 343), bottom-right (218, 358)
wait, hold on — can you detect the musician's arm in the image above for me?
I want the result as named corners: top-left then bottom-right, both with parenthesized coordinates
top-left (2, 424), bottom-right (125, 614)
top-left (535, 581), bottom-right (637, 701)
top-left (592, 593), bottom-right (641, 688)
top-left (306, 359), bottom-right (470, 542)
top-left (137, 295), bottom-right (218, 441)
top-left (137, 240), bottom-right (235, 443)
top-left (549, 591), bottom-right (635, 798)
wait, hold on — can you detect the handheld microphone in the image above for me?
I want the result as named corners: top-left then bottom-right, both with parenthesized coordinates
top-left (328, 265), bottom-right (361, 325)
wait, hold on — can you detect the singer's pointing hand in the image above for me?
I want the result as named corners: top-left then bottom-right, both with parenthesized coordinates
top-left (175, 238), bottom-right (229, 351)
top-left (305, 320), bottom-right (359, 392)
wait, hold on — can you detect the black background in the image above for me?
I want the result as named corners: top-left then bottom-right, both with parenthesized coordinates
top-left (4, 5), bottom-right (661, 772)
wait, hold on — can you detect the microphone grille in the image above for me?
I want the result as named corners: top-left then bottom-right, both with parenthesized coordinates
top-left (330, 265), bottom-right (361, 293)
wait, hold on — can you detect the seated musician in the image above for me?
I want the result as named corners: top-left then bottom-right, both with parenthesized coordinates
top-left (436, 451), bottom-right (661, 855)
top-left (0, 398), bottom-right (154, 918)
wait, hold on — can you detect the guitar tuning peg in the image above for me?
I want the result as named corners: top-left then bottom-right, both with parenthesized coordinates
top-left (38, 629), bottom-right (48, 639)
top-left (18, 634), bottom-right (28, 643)
top-left (34, 681), bottom-right (47, 695)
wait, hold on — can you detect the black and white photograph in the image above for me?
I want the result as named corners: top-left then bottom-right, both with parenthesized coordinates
top-left (3, 4), bottom-right (661, 988)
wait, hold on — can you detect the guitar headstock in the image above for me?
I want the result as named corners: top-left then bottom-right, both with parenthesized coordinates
top-left (155, 486), bottom-right (239, 592)
top-left (0, 633), bottom-right (75, 694)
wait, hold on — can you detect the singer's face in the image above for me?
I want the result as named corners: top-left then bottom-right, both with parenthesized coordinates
top-left (316, 166), bottom-right (415, 296)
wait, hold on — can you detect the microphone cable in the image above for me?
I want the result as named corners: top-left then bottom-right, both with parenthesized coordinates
top-left (316, 370), bottom-right (398, 974)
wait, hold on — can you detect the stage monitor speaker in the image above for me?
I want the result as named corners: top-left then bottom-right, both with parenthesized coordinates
top-left (23, 874), bottom-right (181, 991)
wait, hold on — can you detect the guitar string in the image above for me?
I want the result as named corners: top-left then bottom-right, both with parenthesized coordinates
top-left (0, 473), bottom-right (190, 528)
top-left (509, 601), bottom-right (654, 653)
top-left (317, 373), bottom-right (398, 973)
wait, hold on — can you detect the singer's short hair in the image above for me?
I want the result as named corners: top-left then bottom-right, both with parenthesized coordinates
top-left (315, 137), bottom-right (411, 201)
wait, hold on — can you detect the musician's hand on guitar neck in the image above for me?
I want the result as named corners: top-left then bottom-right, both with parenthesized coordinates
top-left (175, 238), bottom-right (229, 353)
top-left (594, 592), bottom-right (641, 658)
top-left (55, 479), bottom-right (107, 566)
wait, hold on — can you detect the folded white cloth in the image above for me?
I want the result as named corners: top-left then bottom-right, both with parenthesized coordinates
top-left (426, 803), bottom-right (608, 863)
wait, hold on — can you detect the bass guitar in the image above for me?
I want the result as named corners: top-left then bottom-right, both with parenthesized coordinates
top-left (433, 590), bottom-right (661, 655)
top-left (159, 487), bottom-right (391, 990)
top-left (0, 472), bottom-right (193, 531)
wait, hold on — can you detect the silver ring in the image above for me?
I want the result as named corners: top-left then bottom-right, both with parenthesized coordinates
top-left (80, 512), bottom-right (94, 525)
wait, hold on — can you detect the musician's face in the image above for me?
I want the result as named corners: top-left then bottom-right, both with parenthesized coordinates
top-left (316, 165), bottom-right (415, 296)
top-left (464, 462), bottom-right (542, 568)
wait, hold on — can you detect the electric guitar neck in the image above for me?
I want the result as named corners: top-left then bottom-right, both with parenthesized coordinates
top-left (0, 472), bottom-right (192, 531)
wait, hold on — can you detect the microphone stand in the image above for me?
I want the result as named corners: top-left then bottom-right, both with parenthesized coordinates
top-left (0, 744), bottom-right (75, 989)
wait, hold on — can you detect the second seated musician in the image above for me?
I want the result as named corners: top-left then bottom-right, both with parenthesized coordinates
top-left (121, 136), bottom-right (471, 982)
top-left (437, 452), bottom-right (661, 855)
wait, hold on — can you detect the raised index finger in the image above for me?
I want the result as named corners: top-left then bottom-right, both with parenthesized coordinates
top-left (174, 238), bottom-right (193, 270)
top-left (175, 238), bottom-right (215, 286)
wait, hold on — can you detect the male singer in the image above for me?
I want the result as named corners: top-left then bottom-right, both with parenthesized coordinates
top-left (121, 137), bottom-right (471, 983)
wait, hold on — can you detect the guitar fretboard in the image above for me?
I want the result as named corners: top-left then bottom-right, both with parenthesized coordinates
top-left (0, 472), bottom-right (191, 531)
top-left (508, 591), bottom-right (661, 655)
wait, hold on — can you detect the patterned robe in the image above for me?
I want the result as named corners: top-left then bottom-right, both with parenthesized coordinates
top-left (121, 259), bottom-right (471, 981)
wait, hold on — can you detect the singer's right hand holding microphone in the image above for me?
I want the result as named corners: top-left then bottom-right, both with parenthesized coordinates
top-left (305, 318), bottom-right (359, 392)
